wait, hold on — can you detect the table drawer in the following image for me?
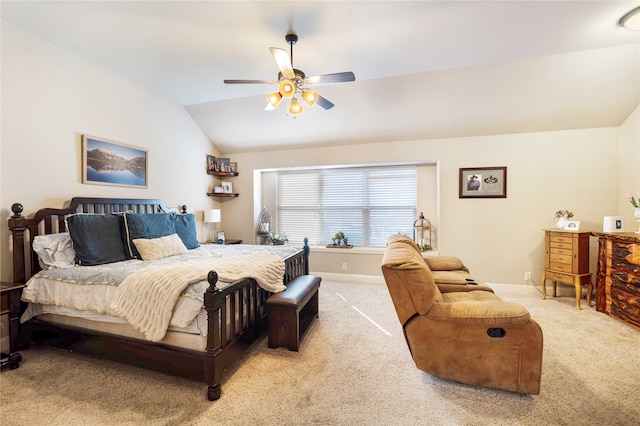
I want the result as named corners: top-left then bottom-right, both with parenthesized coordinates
top-left (550, 241), bottom-right (573, 250)
top-left (549, 253), bottom-right (572, 264)
top-left (545, 270), bottom-right (575, 284)
top-left (549, 234), bottom-right (573, 244)
top-left (549, 247), bottom-right (572, 257)
top-left (549, 261), bottom-right (573, 273)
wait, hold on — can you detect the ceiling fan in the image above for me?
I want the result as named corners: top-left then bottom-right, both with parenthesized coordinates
top-left (224, 32), bottom-right (356, 115)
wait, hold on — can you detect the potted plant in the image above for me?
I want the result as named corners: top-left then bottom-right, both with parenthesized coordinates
top-left (270, 233), bottom-right (288, 245)
top-left (553, 210), bottom-right (574, 229)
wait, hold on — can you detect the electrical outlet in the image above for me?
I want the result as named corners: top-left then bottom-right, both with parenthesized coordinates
top-left (342, 262), bottom-right (348, 271)
top-left (524, 271), bottom-right (532, 281)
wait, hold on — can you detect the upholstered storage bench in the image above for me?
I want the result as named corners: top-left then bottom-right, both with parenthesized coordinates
top-left (266, 275), bottom-right (321, 351)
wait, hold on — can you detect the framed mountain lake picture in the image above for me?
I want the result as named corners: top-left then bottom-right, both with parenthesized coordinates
top-left (82, 135), bottom-right (148, 188)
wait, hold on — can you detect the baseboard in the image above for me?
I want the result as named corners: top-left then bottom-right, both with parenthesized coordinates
top-left (311, 272), bottom-right (544, 296)
top-left (310, 272), bottom-right (385, 284)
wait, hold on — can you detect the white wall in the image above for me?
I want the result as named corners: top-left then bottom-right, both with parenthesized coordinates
top-left (2, 20), bottom-right (638, 286)
top-left (618, 105), bottom-right (640, 223)
top-left (0, 22), bottom-right (218, 281)
top-left (221, 125), bottom-right (634, 284)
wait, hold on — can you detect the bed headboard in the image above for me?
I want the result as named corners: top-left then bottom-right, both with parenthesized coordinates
top-left (9, 197), bottom-right (172, 284)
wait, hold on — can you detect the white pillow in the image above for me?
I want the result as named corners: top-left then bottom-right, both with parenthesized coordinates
top-left (132, 233), bottom-right (188, 261)
top-left (32, 232), bottom-right (76, 269)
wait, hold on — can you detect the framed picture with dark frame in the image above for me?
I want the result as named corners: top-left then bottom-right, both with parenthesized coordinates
top-left (459, 167), bottom-right (507, 198)
top-left (82, 135), bottom-right (147, 188)
top-left (206, 154), bottom-right (216, 171)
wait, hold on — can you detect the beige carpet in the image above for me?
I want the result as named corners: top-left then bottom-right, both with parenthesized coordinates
top-left (1, 279), bottom-right (639, 426)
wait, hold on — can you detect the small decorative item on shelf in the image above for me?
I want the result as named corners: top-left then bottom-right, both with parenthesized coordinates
top-left (327, 231), bottom-right (353, 248)
top-left (627, 192), bottom-right (640, 233)
top-left (413, 212), bottom-right (432, 251)
top-left (553, 210), bottom-right (574, 229)
top-left (270, 233), bottom-right (288, 245)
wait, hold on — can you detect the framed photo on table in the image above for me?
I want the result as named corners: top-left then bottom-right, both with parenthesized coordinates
top-left (217, 231), bottom-right (226, 244)
top-left (459, 167), bottom-right (507, 198)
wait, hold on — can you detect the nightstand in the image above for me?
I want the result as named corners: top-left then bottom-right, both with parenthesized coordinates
top-left (1, 282), bottom-right (25, 371)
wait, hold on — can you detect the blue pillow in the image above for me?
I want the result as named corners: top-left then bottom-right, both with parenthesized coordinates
top-left (124, 213), bottom-right (176, 258)
top-left (173, 213), bottom-right (199, 249)
top-left (67, 214), bottom-right (129, 266)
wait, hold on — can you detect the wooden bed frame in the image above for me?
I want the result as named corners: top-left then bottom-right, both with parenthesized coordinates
top-left (8, 197), bottom-right (310, 401)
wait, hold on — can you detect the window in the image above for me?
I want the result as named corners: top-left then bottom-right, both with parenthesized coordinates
top-left (276, 165), bottom-right (417, 247)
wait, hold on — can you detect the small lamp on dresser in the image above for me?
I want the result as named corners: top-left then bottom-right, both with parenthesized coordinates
top-left (203, 209), bottom-right (221, 243)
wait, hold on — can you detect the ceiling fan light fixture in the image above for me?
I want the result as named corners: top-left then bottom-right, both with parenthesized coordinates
top-left (289, 98), bottom-right (303, 115)
top-left (301, 90), bottom-right (317, 106)
top-left (267, 92), bottom-right (282, 107)
top-left (279, 79), bottom-right (296, 97)
top-left (619, 6), bottom-right (640, 30)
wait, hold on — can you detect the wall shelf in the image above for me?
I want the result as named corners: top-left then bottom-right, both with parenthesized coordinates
top-left (207, 193), bottom-right (239, 198)
top-left (207, 171), bottom-right (239, 177)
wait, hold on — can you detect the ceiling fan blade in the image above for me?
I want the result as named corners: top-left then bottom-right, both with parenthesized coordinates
top-left (316, 95), bottom-right (335, 110)
top-left (306, 72), bottom-right (356, 85)
top-left (264, 102), bottom-right (277, 111)
top-left (270, 47), bottom-right (295, 79)
top-left (224, 79), bottom-right (274, 84)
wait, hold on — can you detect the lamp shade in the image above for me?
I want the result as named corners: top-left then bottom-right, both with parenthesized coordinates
top-left (619, 6), bottom-right (640, 30)
top-left (279, 79), bottom-right (296, 97)
top-left (301, 90), bottom-right (317, 106)
top-left (289, 98), bottom-right (303, 114)
top-left (204, 209), bottom-right (221, 223)
top-left (267, 92), bottom-right (282, 108)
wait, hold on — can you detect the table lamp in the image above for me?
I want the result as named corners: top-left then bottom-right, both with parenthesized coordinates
top-left (203, 209), bottom-right (221, 243)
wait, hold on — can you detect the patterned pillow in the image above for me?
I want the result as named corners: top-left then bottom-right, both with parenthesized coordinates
top-left (132, 233), bottom-right (188, 261)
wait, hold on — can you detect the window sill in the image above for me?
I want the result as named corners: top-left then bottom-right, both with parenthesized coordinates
top-left (309, 245), bottom-right (439, 256)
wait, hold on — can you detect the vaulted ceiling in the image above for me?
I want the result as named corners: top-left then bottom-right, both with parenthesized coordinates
top-left (2, 1), bottom-right (639, 153)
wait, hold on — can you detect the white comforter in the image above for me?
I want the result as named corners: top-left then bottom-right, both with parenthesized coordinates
top-left (21, 244), bottom-right (298, 340)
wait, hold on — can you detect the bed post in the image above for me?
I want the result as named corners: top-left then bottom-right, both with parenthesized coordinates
top-left (204, 270), bottom-right (222, 401)
top-left (303, 237), bottom-right (310, 275)
top-left (8, 203), bottom-right (27, 284)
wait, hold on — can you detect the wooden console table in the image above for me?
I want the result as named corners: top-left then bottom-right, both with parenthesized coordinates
top-left (591, 232), bottom-right (640, 330)
top-left (541, 229), bottom-right (592, 309)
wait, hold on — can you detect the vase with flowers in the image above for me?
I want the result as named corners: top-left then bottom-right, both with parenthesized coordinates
top-left (625, 192), bottom-right (640, 233)
top-left (553, 210), bottom-right (574, 229)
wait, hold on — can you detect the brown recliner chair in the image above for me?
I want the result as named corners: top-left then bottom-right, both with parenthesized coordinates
top-left (381, 234), bottom-right (543, 395)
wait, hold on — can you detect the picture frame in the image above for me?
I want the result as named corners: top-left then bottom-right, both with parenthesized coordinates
top-left (459, 167), bottom-right (507, 198)
top-left (222, 181), bottom-right (233, 193)
top-left (217, 231), bottom-right (226, 244)
top-left (206, 154), bottom-right (216, 172)
top-left (563, 221), bottom-right (581, 231)
top-left (229, 162), bottom-right (237, 173)
top-left (213, 186), bottom-right (225, 194)
top-left (82, 135), bottom-right (147, 188)
top-left (216, 157), bottom-right (230, 172)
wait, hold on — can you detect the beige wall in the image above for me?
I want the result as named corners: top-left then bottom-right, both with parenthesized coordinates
top-left (618, 105), bottom-right (640, 221)
top-left (2, 21), bottom-right (638, 287)
top-left (0, 22), bottom-right (219, 281)
top-left (222, 123), bottom-right (638, 284)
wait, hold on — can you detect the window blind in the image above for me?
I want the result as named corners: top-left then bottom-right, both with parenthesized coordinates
top-left (276, 165), bottom-right (417, 247)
